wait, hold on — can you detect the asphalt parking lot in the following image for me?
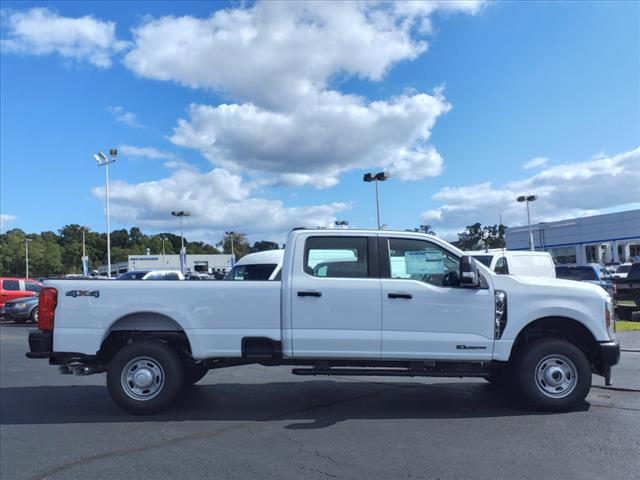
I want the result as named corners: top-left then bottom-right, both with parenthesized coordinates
top-left (1, 322), bottom-right (639, 480)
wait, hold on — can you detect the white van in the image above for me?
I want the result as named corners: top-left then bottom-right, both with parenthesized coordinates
top-left (224, 249), bottom-right (284, 280)
top-left (467, 249), bottom-right (556, 278)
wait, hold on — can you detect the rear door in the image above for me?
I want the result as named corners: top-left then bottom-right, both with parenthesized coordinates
top-left (380, 236), bottom-right (495, 360)
top-left (290, 234), bottom-right (382, 358)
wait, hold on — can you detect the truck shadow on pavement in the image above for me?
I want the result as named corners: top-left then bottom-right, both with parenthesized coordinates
top-left (0, 380), bottom-right (588, 428)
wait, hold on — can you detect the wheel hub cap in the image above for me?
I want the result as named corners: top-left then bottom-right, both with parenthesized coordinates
top-left (121, 356), bottom-right (165, 401)
top-left (535, 354), bottom-right (578, 399)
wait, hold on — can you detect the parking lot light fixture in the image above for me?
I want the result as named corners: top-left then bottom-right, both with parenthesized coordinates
top-left (335, 220), bottom-right (349, 229)
top-left (363, 171), bottom-right (389, 229)
top-left (225, 231), bottom-right (236, 265)
top-left (93, 149), bottom-right (117, 278)
top-left (517, 194), bottom-right (538, 251)
top-left (171, 211), bottom-right (191, 251)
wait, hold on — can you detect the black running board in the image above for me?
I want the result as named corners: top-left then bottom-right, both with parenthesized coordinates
top-left (291, 367), bottom-right (489, 378)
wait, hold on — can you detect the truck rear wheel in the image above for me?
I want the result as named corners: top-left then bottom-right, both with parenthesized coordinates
top-left (516, 338), bottom-right (591, 411)
top-left (107, 341), bottom-right (184, 415)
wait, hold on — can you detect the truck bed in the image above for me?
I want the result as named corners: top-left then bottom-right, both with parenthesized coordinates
top-left (46, 279), bottom-right (282, 359)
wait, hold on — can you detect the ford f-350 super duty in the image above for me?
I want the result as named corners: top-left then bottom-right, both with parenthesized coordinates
top-left (27, 229), bottom-right (620, 414)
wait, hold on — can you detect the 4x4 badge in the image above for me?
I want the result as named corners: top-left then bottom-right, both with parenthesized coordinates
top-left (66, 290), bottom-right (100, 298)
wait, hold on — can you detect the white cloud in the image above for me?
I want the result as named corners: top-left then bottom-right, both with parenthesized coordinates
top-left (107, 106), bottom-right (143, 128)
top-left (0, 214), bottom-right (17, 232)
top-left (420, 147), bottom-right (640, 236)
top-left (121, 1), bottom-right (483, 186)
top-left (523, 156), bottom-right (548, 170)
top-left (170, 91), bottom-right (449, 187)
top-left (119, 144), bottom-right (177, 161)
top-left (0, 8), bottom-right (128, 67)
top-left (124, 1), bottom-right (482, 108)
top-left (91, 167), bottom-right (349, 241)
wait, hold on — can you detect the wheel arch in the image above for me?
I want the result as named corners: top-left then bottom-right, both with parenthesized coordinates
top-left (98, 311), bottom-right (194, 363)
top-left (511, 316), bottom-right (600, 369)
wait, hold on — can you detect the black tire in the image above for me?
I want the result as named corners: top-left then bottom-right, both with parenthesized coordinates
top-left (515, 338), bottom-right (591, 411)
top-left (107, 341), bottom-right (184, 415)
top-left (617, 307), bottom-right (634, 321)
top-left (184, 365), bottom-right (208, 386)
top-left (30, 307), bottom-right (38, 324)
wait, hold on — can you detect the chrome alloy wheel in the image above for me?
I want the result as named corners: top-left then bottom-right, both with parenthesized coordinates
top-left (535, 354), bottom-right (578, 398)
top-left (121, 356), bottom-right (165, 401)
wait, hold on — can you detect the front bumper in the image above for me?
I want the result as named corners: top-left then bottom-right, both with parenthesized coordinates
top-left (598, 340), bottom-right (621, 367)
top-left (26, 330), bottom-right (52, 359)
top-left (597, 340), bottom-right (620, 386)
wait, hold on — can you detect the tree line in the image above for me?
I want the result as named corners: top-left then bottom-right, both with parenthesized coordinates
top-left (0, 223), bottom-right (504, 278)
top-left (0, 225), bottom-right (278, 278)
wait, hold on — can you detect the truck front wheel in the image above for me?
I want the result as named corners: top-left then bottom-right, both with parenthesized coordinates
top-left (107, 341), bottom-right (184, 415)
top-left (516, 338), bottom-right (591, 411)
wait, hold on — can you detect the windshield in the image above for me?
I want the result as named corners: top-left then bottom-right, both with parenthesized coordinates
top-left (555, 266), bottom-right (597, 281)
top-left (616, 265), bottom-right (631, 274)
top-left (117, 271), bottom-right (149, 280)
top-left (472, 255), bottom-right (493, 267)
top-left (224, 264), bottom-right (278, 280)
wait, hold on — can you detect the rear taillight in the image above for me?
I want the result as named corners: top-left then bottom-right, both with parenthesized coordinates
top-left (38, 287), bottom-right (58, 331)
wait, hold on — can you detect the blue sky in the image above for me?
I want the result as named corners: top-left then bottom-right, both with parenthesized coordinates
top-left (1, 1), bottom-right (639, 243)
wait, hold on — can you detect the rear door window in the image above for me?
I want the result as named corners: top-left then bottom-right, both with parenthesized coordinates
top-left (304, 237), bottom-right (368, 278)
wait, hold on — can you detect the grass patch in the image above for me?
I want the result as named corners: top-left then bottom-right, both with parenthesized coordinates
top-left (616, 321), bottom-right (640, 332)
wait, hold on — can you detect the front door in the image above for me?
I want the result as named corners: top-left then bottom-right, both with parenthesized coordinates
top-left (380, 237), bottom-right (495, 360)
top-left (290, 235), bottom-right (382, 358)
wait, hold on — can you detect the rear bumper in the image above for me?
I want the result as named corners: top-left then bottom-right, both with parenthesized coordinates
top-left (26, 330), bottom-right (52, 359)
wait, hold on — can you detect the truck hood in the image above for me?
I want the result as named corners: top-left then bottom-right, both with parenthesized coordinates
top-left (493, 274), bottom-right (610, 300)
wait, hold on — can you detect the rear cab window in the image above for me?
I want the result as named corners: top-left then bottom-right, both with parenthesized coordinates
top-left (2, 280), bottom-right (20, 291)
top-left (303, 237), bottom-right (368, 278)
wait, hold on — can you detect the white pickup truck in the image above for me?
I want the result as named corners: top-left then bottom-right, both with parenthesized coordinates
top-left (27, 229), bottom-right (620, 414)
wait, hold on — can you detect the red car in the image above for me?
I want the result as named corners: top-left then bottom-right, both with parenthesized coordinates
top-left (0, 278), bottom-right (42, 309)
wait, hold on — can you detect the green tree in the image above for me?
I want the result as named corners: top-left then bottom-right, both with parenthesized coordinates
top-left (251, 240), bottom-right (280, 252)
top-left (217, 233), bottom-right (250, 259)
top-left (409, 224), bottom-right (436, 235)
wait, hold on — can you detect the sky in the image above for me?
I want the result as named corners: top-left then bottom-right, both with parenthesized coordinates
top-left (1, 0), bottom-right (639, 243)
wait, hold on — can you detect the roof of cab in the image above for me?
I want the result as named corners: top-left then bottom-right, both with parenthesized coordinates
top-left (235, 249), bottom-right (284, 265)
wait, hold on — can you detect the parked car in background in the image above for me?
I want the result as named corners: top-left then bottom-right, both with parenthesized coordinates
top-left (224, 249), bottom-right (284, 281)
top-left (0, 278), bottom-right (41, 309)
top-left (467, 250), bottom-right (556, 278)
top-left (116, 270), bottom-right (185, 280)
top-left (612, 263), bottom-right (633, 280)
top-left (613, 262), bottom-right (640, 321)
top-left (1, 295), bottom-right (39, 323)
top-left (555, 265), bottom-right (614, 295)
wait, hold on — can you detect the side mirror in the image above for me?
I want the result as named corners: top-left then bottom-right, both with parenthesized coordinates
top-left (459, 255), bottom-right (480, 288)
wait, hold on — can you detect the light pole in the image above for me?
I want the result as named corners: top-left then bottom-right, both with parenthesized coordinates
top-left (161, 236), bottom-right (168, 266)
top-left (363, 171), bottom-right (389, 229)
top-left (25, 238), bottom-right (32, 278)
top-left (225, 231), bottom-right (236, 266)
top-left (517, 195), bottom-right (538, 251)
top-left (171, 211), bottom-right (191, 251)
top-left (94, 149), bottom-right (117, 278)
top-left (335, 220), bottom-right (349, 229)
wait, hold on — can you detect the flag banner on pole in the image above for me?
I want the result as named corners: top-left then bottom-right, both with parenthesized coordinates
top-left (180, 247), bottom-right (187, 274)
top-left (231, 254), bottom-right (236, 267)
top-left (82, 256), bottom-right (90, 277)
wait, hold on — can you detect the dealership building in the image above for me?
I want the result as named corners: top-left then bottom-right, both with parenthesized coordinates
top-left (505, 209), bottom-right (640, 265)
top-left (97, 253), bottom-right (233, 277)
